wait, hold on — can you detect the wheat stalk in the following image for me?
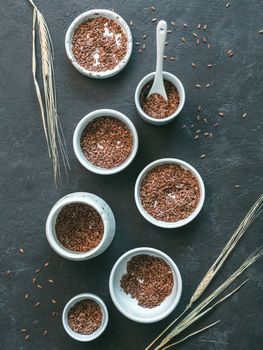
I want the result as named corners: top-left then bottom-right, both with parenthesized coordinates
top-left (146, 195), bottom-right (263, 350)
top-left (29, 0), bottom-right (69, 186)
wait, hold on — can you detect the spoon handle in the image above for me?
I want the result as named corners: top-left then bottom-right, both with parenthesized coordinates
top-left (155, 20), bottom-right (167, 84)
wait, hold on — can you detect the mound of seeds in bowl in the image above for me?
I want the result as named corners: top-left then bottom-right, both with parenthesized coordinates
top-left (72, 17), bottom-right (128, 72)
top-left (81, 117), bottom-right (133, 169)
top-left (120, 255), bottom-right (174, 308)
top-left (68, 299), bottom-right (103, 335)
top-left (140, 80), bottom-right (180, 119)
top-left (140, 164), bottom-right (200, 222)
top-left (55, 203), bottom-right (104, 252)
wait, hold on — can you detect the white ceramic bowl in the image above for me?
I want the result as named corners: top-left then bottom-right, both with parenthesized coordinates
top-left (62, 293), bottom-right (108, 341)
top-left (135, 71), bottom-right (185, 125)
top-left (109, 247), bottom-right (182, 323)
top-left (65, 9), bottom-right (133, 79)
top-left (73, 109), bottom-right (139, 175)
top-left (46, 192), bottom-right (115, 261)
top-left (134, 158), bottom-right (205, 228)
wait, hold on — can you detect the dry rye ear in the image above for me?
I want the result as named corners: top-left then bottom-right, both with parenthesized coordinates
top-left (29, 0), bottom-right (69, 186)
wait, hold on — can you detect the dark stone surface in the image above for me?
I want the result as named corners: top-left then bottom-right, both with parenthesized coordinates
top-left (1, 0), bottom-right (263, 349)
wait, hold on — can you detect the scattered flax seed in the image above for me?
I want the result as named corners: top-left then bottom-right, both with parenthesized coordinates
top-left (163, 55), bottom-right (168, 59)
top-left (206, 84), bottom-right (211, 88)
top-left (195, 84), bottom-right (202, 88)
top-left (258, 29), bottom-right (263, 34)
top-left (135, 42), bottom-right (140, 46)
top-left (209, 132), bottom-right (213, 138)
top-left (200, 154), bottom-right (206, 159)
top-left (213, 123), bottom-right (219, 127)
top-left (129, 20), bottom-right (133, 27)
top-left (24, 293), bottom-right (29, 300)
top-left (19, 248), bottom-right (24, 255)
top-left (37, 284), bottom-right (42, 289)
top-left (35, 268), bottom-right (41, 274)
top-left (196, 129), bottom-right (201, 134)
top-left (44, 262), bottom-right (49, 268)
top-left (207, 43), bottom-right (211, 49)
top-left (52, 311), bottom-right (58, 318)
top-left (207, 64), bottom-right (213, 68)
top-left (43, 330), bottom-right (48, 336)
top-left (203, 118), bottom-right (208, 124)
top-left (196, 116), bottom-right (200, 121)
top-left (48, 279), bottom-right (54, 283)
top-left (34, 302), bottom-right (40, 308)
top-left (167, 29), bottom-right (172, 34)
top-left (196, 38), bottom-right (200, 45)
top-left (51, 299), bottom-right (57, 304)
top-left (197, 23), bottom-right (201, 29)
top-left (235, 185), bottom-right (240, 189)
top-left (226, 2), bottom-right (231, 8)
top-left (242, 112), bottom-right (247, 118)
top-left (165, 41), bottom-right (169, 45)
top-left (204, 132), bottom-right (209, 137)
top-left (152, 18), bottom-right (157, 22)
top-left (138, 48), bottom-right (142, 54)
top-left (198, 105), bottom-right (202, 111)
top-left (143, 34), bottom-right (147, 39)
top-left (170, 57), bottom-right (176, 61)
top-left (181, 37), bottom-right (186, 42)
top-left (142, 43), bottom-right (146, 50)
top-left (32, 278), bottom-right (36, 284)
top-left (192, 32), bottom-right (198, 38)
top-left (6, 270), bottom-right (11, 276)
top-left (191, 63), bottom-right (196, 68)
top-left (194, 135), bottom-right (200, 140)
top-left (24, 335), bottom-right (30, 341)
top-left (21, 329), bottom-right (27, 333)
top-left (227, 49), bottom-right (234, 57)
top-left (219, 112), bottom-right (225, 117)
top-left (203, 24), bottom-right (208, 30)
top-left (183, 23), bottom-right (188, 28)
top-left (171, 21), bottom-right (176, 27)
top-left (190, 124), bottom-right (195, 128)
top-left (202, 37), bottom-right (207, 43)
top-left (150, 6), bottom-right (156, 11)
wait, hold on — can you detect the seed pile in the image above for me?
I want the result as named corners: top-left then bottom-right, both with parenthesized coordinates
top-left (72, 17), bottom-right (128, 71)
top-left (68, 299), bottom-right (103, 335)
top-left (81, 117), bottom-right (133, 168)
top-left (120, 255), bottom-right (174, 308)
top-left (140, 80), bottom-right (180, 119)
top-left (140, 164), bottom-right (200, 222)
top-left (55, 203), bottom-right (104, 252)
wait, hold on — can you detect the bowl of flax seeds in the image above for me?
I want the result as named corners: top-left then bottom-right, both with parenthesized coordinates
top-left (73, 109), bottom-right (139, 175)
top-left (134, 158), bottom-right (205, 228)
top-left (65, 9), bottom-right (133, 78)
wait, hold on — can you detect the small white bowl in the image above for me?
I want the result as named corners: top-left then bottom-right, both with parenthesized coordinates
top-left (62, 293), bottom-right (108, 341)
top-left (73, 109), bottom-right (139, 175)
top-left (134, 158), bottom-right (205, 228)
top-left (46, 192), bottom-right (115, 261)
top-left (65, 9), bottom-right (133, 79)
top-left (109, 247), bottom-right (182, 323)
top-left (135, 72), bottom-right (185, 125)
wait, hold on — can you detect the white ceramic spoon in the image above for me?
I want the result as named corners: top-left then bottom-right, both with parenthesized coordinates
top-left (147, 20), bottom-right (168, 100)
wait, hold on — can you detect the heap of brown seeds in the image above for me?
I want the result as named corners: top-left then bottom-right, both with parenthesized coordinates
top-left (68, 299), bottom-right (103, 335)
top-left (120, 255), bottom-right (174, 308)
top-left (140, 164), bottom-right (200, 222)
top-left (81, 117), bottom-right (133, 169)
top-left (140, 80), bottom-right (180, 119)
top-left (72, 17), bottom-right (128, 71)
top-left (55, 203), bottom-right (104, 252)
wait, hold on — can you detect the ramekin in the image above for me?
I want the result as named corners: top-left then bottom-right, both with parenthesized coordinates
top-left (73, 109), bottom-right (139, 175)
top-left (134, 158), bottom-right (205, 228)
top-left (109, 247), bottom-right (182, 323)
top-left (65, 9), bottom-right (133, 79)
top-left (62, 293), bottom-right (108, 341)
top-left (46, 192), bottom-right (115, 261)
top-left (135, 71), bottom-right (185, 125)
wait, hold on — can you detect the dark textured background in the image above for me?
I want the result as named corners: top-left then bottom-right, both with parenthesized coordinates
top-left (1, 0), bottom-right (263, 349)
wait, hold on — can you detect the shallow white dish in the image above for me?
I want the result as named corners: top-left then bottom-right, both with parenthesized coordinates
top-left (65, 9), bottom-right (133, 79)
top-left (109, 247), bottom-right (182, 323)
top-left (135, 71), bottom-right (185, 125)
top-left (62, 293), bottom-right (108, 341)
top-left (134, 158), bottom-right (205, 228)
top-left (46, 192), bottom-right (115, 261)
top-left (73, 109), bottom-right (139, 175)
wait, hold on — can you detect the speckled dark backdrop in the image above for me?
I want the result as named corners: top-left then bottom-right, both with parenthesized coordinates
top-left (1, 0), bottom-right (263, 349)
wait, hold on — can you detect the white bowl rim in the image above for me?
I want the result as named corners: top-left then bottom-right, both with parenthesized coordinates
top-left (46, 192), bottom-right (111, 260)
top-left (135, 71), bottom-right (185, 122)
top-left (62, 293), bottom-right (108, 341)
top-left (109, 247), bottom-right (182, 323)
top-left (65, 9), bottom-right (133, 79)
top-left (73, 109), bottom-right (139, 175)
top-left (134, 158), bottom-right (205, 228)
